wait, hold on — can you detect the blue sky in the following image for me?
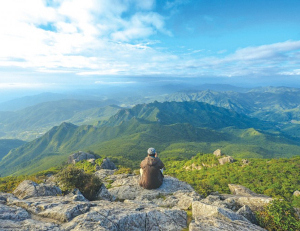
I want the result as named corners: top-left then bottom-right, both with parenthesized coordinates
top-left (0, 0), bottom-right (300, 91)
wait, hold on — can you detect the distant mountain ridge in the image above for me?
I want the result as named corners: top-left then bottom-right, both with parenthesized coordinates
top-left (0, 99), bottom-right (121, 140)
top-left (1, 101), bottom-right (300, 176)
top-left (162, 88), bottom-right (300, 123)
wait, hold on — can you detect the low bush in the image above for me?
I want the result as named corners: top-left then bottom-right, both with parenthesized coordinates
top-left (257, 198), bottom-right (300, 231)
top-left (55, 165), bottom-right (102, 201)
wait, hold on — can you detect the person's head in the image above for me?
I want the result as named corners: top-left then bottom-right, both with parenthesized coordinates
top-left (147, 147), bottom-right (156, 158)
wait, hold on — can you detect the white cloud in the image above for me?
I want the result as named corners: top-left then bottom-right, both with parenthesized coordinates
top-left (0, 0), bottom-right (172, 75)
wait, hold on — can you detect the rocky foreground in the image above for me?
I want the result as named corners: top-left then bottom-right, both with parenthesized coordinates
top-left (0, 169), bottom-right (272, 230)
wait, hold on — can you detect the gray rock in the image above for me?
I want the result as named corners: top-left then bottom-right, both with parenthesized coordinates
top-left (213, 149), bottom-right (222, 157)
top-left (67, 188), bottom-right (88, 202)
top-left (94, 169), bottom-right (116, 181)
top-left (218, 156), bottom-right (235, 165)
top-left (62, 200), bottom-right (187, 231)
top-left (100, 158), bottom-right (117, 170)
top-left (0, 219), bottom-right (61, 231)
top-left (13, 180), bottom-right (62, 199)
top-left (108, 175), bottom-right (194, 201)
top-left (0, 204), bottom-right (30, 221)
top-left (96, 184), bottom-right (115, 201)
top-left (221, 194), bottom-right (272, 211)
top-left (68, 151), bottom-right (95, 164)
top-left (293, 190), bottom-right (300, 197)
top-left (7, 195), bottom-right (93, 222)
top-left (228, 184), bottom-right (259, 196)
top-left (189, 216), bottom-right (266, 231)
top-left (242, 159), bottom-right (249, 165)
top-left (237, 205), bottom-right (258, 225)
top-left (192, 201), bottom-right (249, 222)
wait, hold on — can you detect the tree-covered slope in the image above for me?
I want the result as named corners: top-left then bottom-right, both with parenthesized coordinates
top-left (162, 87), bottom-right (300, 124)
top-left (0, 139), bottom-right (26, 161)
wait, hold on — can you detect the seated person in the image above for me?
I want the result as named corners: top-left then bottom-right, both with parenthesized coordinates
top-left (139, 147), bottom-right (165, 189)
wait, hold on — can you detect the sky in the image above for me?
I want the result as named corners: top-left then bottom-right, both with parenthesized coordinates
top-left (0, 0), bottom-right (300, 93)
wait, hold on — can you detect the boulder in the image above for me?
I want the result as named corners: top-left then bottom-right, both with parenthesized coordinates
top-left (213, 149), bottom-right (223, 157)
top-left (228, 184), bottom-right (259, 197)
top-left (192, 201), bottom-right (248, 222)
top-left (293, 190), bottom-right (300, 197)
top-left (189, 216), bottom-right (266, 231)
top-left (67, 151), bottom-right (95, 164)
top-left (236, 205), bottom-right (258, 225)
top-left (221, 195), bottom-right (272, 211)
top-left (100, 158), bottom-right (117, 170)
top-left (218, 156), bottom-right (234, 165)
top-left (13, 180), bottom-right (62, 199)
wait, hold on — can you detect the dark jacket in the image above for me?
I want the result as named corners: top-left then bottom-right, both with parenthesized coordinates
top-left (139, 156), bottom-right (164, 189)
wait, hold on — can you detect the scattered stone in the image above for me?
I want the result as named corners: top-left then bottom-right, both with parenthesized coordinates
top-left (218, 156), bottom-right (235, 165)
top-left (100, 158), bottom-right (117, 170)
top-left (237, 205), bottom-right (258, 225)
top-left (213, 149), bottom-right (223, 157)
top-left (67, 151), bottom-right (95, 164)
top-left (293, 190), bottom-right (300, 197)
top-left (13, 180), bottom-right (62, 199)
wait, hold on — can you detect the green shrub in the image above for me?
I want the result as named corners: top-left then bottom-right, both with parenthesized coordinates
top-left (257, 198), bottom-right (300, 231)
top-left (55, 165), bottom-right (102, 201)
top-left (114, 167), bottom-right (132, 175)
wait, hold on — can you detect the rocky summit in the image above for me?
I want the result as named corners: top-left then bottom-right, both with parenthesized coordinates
top-left (0, 169), bottom-right (271, 231)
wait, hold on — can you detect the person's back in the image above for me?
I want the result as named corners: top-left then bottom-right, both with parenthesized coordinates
top-left (139, 148), bottom-right (164, 189)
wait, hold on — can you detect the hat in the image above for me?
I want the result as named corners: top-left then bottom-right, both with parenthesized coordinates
top-left (147, 148), bottom-right (156, 155)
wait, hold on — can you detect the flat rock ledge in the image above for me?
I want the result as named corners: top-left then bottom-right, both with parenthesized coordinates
top-left (0, 171), bottom-right (271, 230)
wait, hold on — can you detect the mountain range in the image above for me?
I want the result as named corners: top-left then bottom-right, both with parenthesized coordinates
top-left (2, 100), bottom-right (300, 176)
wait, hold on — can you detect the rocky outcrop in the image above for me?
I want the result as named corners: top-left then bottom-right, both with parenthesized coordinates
top-left (100, 158), bottom-right (117, 170)
top-left (1, 171), bottom-right (271, 231)
top-left (13, 180), bottom-right (62, 199)
top-left (67, 151), bottom-right (95, 164)
top-left (62, 200), bottom-right (187, 231)
top-left (218, 156), bottom-right (235, 165)
top-left (213, 149), bottom-right (223, 157)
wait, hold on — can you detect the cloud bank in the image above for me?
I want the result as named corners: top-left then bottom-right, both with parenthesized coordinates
top-left (0, 0), bottom-right (299, 88)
